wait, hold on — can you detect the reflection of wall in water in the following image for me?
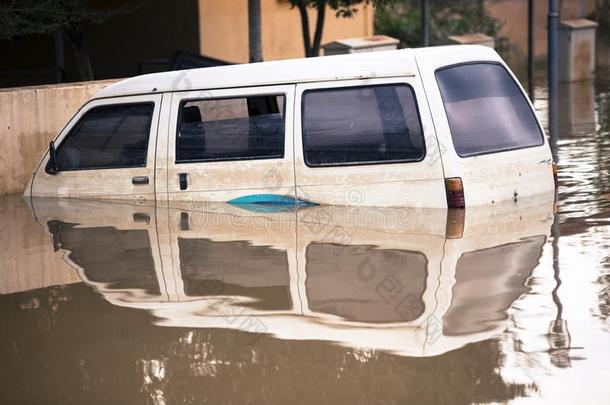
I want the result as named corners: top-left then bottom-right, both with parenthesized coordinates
top-left (0, 197), bottom-right (81, 295)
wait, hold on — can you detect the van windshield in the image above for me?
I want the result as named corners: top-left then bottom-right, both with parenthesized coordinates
top-left (436, 63), bottom-right (543, 157)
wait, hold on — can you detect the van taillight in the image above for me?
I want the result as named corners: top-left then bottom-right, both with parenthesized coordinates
top-left (552, 162), bottom-right (558, 186)
top-left (445, 177), bottom-right (465, 208)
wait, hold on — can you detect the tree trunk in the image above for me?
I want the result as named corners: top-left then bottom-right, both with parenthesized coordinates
top-left (296, 0), bottom-right (326, 57)
top-left (248, 0), bottom-right (263, 62)
top-left (65, 23), bottom-right (94, 81)
top-left (311, 4), bottom-right (326, 57)
top-left (296, 0), bottom-right (313, 57)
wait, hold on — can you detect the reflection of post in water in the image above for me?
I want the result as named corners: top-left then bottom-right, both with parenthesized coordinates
top-left (547, 214), bottom-right (572, 368)
top-left (527, 0), bottom-right (534, 101)
top-left (548, 0), bottom-right (559, 152)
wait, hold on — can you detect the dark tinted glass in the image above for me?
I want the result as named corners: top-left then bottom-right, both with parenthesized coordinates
top-left (54, 103), bottom-right (154, 170)
top-left (436, 63), bottom-right (544, 157)
top-left (302, 84), bottom-right (425, 166)
top-left (176, 95), bottom-right (285, 162)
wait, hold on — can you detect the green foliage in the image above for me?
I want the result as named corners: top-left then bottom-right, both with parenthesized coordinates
top-left (0, 0), bottom-right (137, 40)
top-left (0, 0), bottom-right (140, 80)
top-left (288, 0), bottom-right (395, 18)
top-left (375, 3), bottom-right (421, 47)
top-left (376, 0), bottom-right (506, 48)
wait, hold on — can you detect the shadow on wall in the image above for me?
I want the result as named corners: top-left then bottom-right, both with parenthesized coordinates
top-left (0, 0), bottom-right (200, 88)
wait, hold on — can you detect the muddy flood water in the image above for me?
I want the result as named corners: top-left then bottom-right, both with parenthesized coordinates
top-left (1, 69), bottom-right (610, 404)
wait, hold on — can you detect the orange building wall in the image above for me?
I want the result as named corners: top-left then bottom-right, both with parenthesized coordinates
top-left (199, 0), bottom-right (374, 63)
top-left (486, 0), bottom-right (597, 58)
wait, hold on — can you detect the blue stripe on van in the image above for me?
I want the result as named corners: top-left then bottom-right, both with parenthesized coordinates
top-left (228, 194), bottom-right (318, 206)
top-left (229, 203), bottom-right (297, 214)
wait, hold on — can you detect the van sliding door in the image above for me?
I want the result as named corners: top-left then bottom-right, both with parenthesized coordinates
top-left (294, 77), bottom-right (446, 208)
top-left (163, 85), bottom-right (296, 206)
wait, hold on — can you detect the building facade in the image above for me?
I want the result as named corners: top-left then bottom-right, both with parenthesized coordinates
top-left (198, 0), bottom-right (373, 63)
top-left (0, 0), bottom-right (374, 88)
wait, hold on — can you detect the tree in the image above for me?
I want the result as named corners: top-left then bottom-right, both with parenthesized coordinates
top-left (0, 0), bottom-right (138, 81)
top-left (289, 0), bottom-right (395, 57)
top-left (248, 0), bottom-right (263, 62)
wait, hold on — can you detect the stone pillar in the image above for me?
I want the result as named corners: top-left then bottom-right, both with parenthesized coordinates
top-left (558, 19), bottom-right (598, 82)
top-left (447, 33), bottom-right (495, 49)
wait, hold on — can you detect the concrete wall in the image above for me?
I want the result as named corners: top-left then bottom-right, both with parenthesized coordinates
top-left (0, 80), bottom-right (117, 195)
top-left (199, 0), bottom-right (374, 63)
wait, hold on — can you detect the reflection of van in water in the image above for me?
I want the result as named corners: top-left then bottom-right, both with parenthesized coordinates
top-left (31, 192), bottom-right (554, 357)
top-left (26, 46), bottom-right (555, 208)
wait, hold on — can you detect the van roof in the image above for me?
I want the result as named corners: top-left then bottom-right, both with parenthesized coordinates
top-left (95, 45), bottom-right (498, 99)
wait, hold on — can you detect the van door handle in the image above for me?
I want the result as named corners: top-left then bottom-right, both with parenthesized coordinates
top-left (132, 176), bottom-right (149, 185)
top-left (179, 173), bottom-right (188, 190)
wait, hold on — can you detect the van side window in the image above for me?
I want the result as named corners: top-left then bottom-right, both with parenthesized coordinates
top-left (176, 94), bottom-right (285, 163)
top-left (50, 103), bottom-right (154, 171)
top-left (436, 63), bottom-right (544, 157)
top-left (302, 84), bottom-right (425, 167)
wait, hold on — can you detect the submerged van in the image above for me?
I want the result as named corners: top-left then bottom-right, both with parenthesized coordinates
top-left (25, 45), bottom-right (555, 208)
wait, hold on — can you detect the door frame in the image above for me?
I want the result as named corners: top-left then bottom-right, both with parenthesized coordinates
top-left (30, 93), bottom-right (164, 200)
top-left (293, 76), bottom-right (447, 208)
top-left (160, 85), bottom-right (297, 204)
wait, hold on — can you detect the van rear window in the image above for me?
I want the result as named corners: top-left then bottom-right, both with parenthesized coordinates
top-left (302, 84), bottom-right (425, 166)
top-left (436, 63), bottom-right (543, 157)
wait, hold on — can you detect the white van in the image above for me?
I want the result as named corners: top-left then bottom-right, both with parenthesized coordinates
top-left (25, 45), bottom-right (555, 208)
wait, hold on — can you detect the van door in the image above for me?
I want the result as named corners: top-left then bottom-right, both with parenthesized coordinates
top-left (416, 47), bottom-right (555, 206)
top-left (30, 94), bottom-right (163, 200)
top-left (165, 85), bottom-right (296, 204)
top-left (294, 77), bottom-right (446, 208)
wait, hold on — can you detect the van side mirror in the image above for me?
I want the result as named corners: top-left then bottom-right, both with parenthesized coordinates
top-left (46, 141), bottom-right (59, 175)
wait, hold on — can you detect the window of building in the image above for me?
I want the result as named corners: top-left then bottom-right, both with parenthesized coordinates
top-left (176, 94), bottom-right (285, 163)
top-left (436, 63), bottom-right (544, 157)
top-left (302, 84), bottom-right (425, 166)
top-left (52, 103), bottom-right (154, 171)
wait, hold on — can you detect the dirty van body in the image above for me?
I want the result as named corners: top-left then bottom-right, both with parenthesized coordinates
top-left (25, 45), bottom-right (555, 208)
